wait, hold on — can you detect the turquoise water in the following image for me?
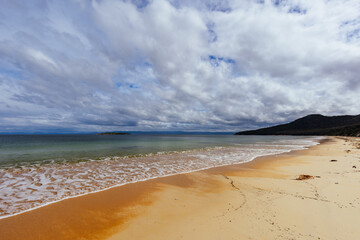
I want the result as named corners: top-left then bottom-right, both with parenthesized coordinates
top-left (0, 134), bottom-right (313, 167)
top-left (0, 134), bottom-right (321, 218)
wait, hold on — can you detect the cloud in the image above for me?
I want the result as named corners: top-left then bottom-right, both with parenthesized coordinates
top-left (0, 0), bottom-right (359, 133)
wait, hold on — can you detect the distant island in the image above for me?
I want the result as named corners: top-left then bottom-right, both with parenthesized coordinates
top-left (97, 132), bottom-right (131, 135)
top-left (235, 114), bottom-right (360, 137)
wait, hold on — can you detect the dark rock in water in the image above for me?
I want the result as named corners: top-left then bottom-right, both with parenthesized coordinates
top-left (296, 174), bottom-right (313, 180)
top-left (330, 159), bottom-right (338, 162)
top-left (97, 132), bottom-right (131, 135)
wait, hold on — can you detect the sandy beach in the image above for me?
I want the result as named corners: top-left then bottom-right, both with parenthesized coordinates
top-left (1, 136), bottom-right (360, 240)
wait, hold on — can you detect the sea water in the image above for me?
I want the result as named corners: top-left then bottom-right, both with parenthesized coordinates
top-left (0, 134), bottom-right (321, 218)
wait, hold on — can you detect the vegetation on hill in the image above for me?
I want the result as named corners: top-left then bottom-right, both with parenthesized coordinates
top-left (235, 114), bottom-right (360, 137)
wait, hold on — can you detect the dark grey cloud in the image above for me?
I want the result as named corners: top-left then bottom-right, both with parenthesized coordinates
top-left (0, 0), bottom-right (359, 133)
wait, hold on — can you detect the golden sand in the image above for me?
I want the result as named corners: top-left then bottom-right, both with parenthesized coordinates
top-left (1, 137), bottom-right (360, 240)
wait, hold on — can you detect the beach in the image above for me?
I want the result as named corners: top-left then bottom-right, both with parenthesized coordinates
top-left (1, 136), bottom-right (360, 239)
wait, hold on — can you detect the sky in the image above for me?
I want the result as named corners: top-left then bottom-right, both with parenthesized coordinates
top-left (0, 0), bottom-right (360, 133)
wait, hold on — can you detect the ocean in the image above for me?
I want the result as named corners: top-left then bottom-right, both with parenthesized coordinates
top-left (0, 134), bottom-right (321, 218)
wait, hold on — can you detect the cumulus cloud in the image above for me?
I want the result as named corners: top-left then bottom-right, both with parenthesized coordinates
top-left (0, 0), bottom-right (359, 133)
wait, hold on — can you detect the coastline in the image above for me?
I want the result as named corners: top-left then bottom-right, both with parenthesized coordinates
top-left (1, 136), bottom-right (360, 239)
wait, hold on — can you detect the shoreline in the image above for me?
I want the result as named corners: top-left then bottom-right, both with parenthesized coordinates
top-left (2, 136), bottom-right (360, 239)
top-left (0, 137), bottom-right (321, 220)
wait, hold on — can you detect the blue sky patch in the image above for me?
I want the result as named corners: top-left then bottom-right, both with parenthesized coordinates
top-left (288, 6), bottom-right (307, 14)
top-left (209, 55), bottom-right (236, 67)
top-left (129, 83), bottom-right (140, 89)
top-left (272, 0), bottom-right (285, 7)
top-left (347, 28), bottom-right (360, 41)
top-left (0, 68), bottom-right (24, 80)
top-left (130, 0), bottom-right (150, 9)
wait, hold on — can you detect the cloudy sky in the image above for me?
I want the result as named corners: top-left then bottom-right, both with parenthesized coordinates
top-left (0, 0), bottom-right (359, 133)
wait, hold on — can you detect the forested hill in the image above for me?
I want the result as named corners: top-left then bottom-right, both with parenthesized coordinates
top-left (235, 114), bottom-right (360, 136)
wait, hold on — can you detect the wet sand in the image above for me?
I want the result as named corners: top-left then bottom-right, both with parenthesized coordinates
top-left (1, 137), bottom-right (360, 240)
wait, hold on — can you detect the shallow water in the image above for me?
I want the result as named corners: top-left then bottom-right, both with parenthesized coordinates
top-left (0, 134), bottom-right (321, 218)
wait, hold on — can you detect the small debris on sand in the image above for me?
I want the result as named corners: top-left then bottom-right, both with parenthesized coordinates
top-left (352, 166), bottom-right (357, 169)
top-left (295, 175), bottom-right (314, 180)
top-left (330, 160), bottom-right (338, 162)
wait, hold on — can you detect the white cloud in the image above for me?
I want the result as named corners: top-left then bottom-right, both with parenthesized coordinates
top-left (26, 48), bottom-right (58, 70)
top-left (0, 0), bottom-right (359, 133)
